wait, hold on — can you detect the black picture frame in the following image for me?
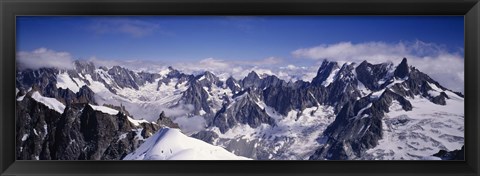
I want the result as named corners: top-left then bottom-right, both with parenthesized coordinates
top-left (1, 0), bottom-right (479, 175)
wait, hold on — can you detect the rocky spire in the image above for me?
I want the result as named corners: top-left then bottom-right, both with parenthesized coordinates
top-left (394, 57), bottom-right (409, 79)
top-left (156, 111), bottom-right (179, 128)
top-left (311, 60), bottom-right (339, 86)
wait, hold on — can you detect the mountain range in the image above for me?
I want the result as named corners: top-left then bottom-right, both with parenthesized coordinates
top-left (15, 58), bottom-right (464, 160)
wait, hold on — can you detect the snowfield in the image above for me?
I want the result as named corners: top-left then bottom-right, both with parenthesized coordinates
top-left (56, 71), bottom-right (86, 93)
top-left (81, 71), bottom-right (190, 123)
top-left (364, 93), bottom-right (464, 160)
top-left (123, 128), bottom-right (251, 160)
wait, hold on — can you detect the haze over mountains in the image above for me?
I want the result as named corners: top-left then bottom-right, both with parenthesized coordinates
top-left (15, 58), bottom-right (464, 160)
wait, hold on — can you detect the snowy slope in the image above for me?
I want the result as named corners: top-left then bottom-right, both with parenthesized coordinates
top-left (123, 128), bottom-right (250, 160)
top-left (364, 92), bottom-right (464, 160)
top-left (89, 104), bottom-right (119, 115)
top-left (77, 71), bottom-right (189, 122)
top-left (31, 91), bottom-right (66, 114)
top-left (88, 104), bottom-right (149, 126)
top-left (56, 71), bottom-right (85, 93)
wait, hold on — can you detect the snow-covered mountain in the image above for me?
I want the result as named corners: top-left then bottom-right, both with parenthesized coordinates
top-left (123, 128), bottom-right (250, 160)
top-left (15, 58), bottom-right (464, 160)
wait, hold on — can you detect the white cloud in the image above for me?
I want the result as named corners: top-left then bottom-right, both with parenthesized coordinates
top-left (173, 115), bottom-right (207, 135)
top-left (17, 48), bottom-right (74, 70)
top-left (170, 57), bottom-right (287, 81)
top-left (292, 40), bottom-right (464, 93)
top-left (88, 57), bottom-right (168, 73)
top-left (89, 18), bottom-right (160, 38)
top-left (198, 58), bottom-right (230, 68)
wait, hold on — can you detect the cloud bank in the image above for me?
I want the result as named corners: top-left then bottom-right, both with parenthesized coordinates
top-left (17, 48), bottom-right (75, 70)
top-left (292, 40), bottom-right (464, 93)
top-left (170, 57), bottom-right (315, 82)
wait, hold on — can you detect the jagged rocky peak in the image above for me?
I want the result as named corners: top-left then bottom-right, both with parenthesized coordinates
top-left (156, 111), bottom-right (180, 128)
top-left (196, 71), bottom-right (223, 88)
top-left (74, 85), bottom-right (96, 104)
top-left (16, 93), bottom-right (162, 160)
top-left (311, 60), bottom-right (339, 86)
top-left (16, 67), bottom-right (58, 90)
top-left (108, 65), bottom-right (130, 75)
top-left (137, 71), bottom-right (161, 83)
top-left (309, 57), bottom-right (465, 160)
top-left (226, 76), bottom-right (241, 93)
top-left (157, 66), bottom-right (194, 90)
top-left (179, 80), bottom-right (211, 115)
top-left (241, 71), bottom-right (285, 90)
top-left (245, 71), bottom-right (260, 81)
top-left (202, 70), bottom-right (217, 80)
top-left (213, 90), bottom-right (275, 133)
top-left (335, 62), bottom-right (357, 81)
top-left (355, 60), bottom-right (395, 91)
top-left (99, 66), bottom-right (108, 71)
top-left (166, 66), bottom-right (181, 76)
top-left (241, 71), bottom-right (262, 88)
top-left (394, 57), bottom-right (409, 79)
top-left (73, 60), bottom-right (96, 74)
top-left (260, 74), bottom-right (284, 88)
top-left (106, 65), bottom-right (141, 89)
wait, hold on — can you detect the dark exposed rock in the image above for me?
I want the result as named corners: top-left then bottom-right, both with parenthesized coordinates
top-left (178, 81), bottom-right (211, 115)
top-left (226, 76), bottom-right (241, 94)
top-left (212, 91), bottom-right (275, 133)
top-left (259, 75), bottom-right (285, 88)
top-left (238, 71), bottom-right (286, 90)
top-left (16, 68), bottom-right (59, 97)
top-left (394, 58), bottom-right (409, 79)
top-left (433, 145), bottom-right (464, 160)
top-left (355, 61), bottom-right (394, 91)
top-left (310, 88), bottom-right (412, 160)
top-left (156, 111), bottom-right (180, 129)
top-left (311, 60), bottom-right (339, 86)
top-left (191, 131), bottom-right (219, 144)
top-left (324, 63), bottom-right (363, 112)
top-left (431, 92), bottom-right (448, 105)
top-left (16, 92), bottom-right (163, 160)
top-left (107, 66), bottom-right (141, 90)
top-left (74, 60), bottom-right (96, 75)
top-left (263, 85), bottom-right (323, 115)
top-left (75, 86), bottom-right (96, 104)
top-left (157, 67), bottom-right (193, 90)
top-left (196, 71), bottom-right (223, 89)
top-left (16, 95), bottom-right (63, 160)
top-left (241, 71), bottom-right (262, 88)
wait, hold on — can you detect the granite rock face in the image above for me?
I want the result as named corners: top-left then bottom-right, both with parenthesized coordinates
top-left (213, 89), bottom-right (275, 133)
top-left (309, 58), bottom-right (462, 160)
top-left (16, 94), bottom-right (178, 160)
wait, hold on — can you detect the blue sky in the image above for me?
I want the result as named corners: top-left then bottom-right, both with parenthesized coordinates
top-left (17, 16), bottom-right (463, 62)
top-left (16, 16), bottom-right (465, 92)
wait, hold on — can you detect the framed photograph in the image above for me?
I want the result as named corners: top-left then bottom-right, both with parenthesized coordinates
top-left (1, 0), bottom-right (479, 175)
